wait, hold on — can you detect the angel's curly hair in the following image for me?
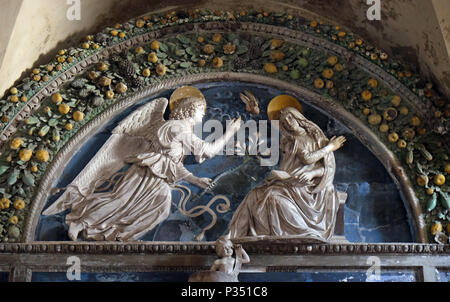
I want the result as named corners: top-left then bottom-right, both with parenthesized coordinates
top-left (169, 97), bottom-right (206, 120)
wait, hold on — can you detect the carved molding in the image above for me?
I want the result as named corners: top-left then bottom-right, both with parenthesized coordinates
top-left (0, 242), bottom-right (448, 255)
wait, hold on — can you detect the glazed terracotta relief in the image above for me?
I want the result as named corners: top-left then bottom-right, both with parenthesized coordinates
top-left (0, 9), bottom-right (448, 245)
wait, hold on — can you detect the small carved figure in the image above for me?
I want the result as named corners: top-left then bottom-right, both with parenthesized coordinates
top-left (189, 234), bottom-right (250, 282)
top-left (228, 106), bottom-right (346, 241)
top-left (240, 90), bottom-right (260, 115)
top-left (42, 87), bottom-right (242, 241)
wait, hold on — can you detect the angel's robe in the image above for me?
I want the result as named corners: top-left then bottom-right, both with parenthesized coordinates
top-left (47, 119), bottom-right (211, 241)
top-left (228, 132), bottom-right (339, 241)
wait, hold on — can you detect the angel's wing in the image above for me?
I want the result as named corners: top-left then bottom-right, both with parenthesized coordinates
top-left (42, 98), bottom-right (169, 216)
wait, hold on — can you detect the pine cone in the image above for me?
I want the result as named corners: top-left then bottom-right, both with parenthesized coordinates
top-left (118, 60), bottom-right (137, 79)
top-left (233, 57), bottom-right (248, 70)
top-left (130, 77), bottom-right (145, 89)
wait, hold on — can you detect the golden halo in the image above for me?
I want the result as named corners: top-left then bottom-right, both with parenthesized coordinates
top-left (169, 86), bottom-right (206, 111)
top-left (267, 95), bottom-right (303, 120)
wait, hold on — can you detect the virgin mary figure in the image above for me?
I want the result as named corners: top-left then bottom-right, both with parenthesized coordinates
top-left (228, 105), bottom-right (346, 241)
top-left (43, 87), bottom-right (241, 241)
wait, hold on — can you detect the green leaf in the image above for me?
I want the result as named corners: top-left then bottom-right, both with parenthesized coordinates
top-left (0, 166), bottom-right (9, 176)
top-left (180, 62), bottom-right (192, 68)
top-left (39, 125), bottom-right (50, 137)
top-left (185, 47), bottom-right (196, 56)
top-left (26, 117), bottom-right (40, 125)
top-left (176, 34), bottom-right (191, 45)
top-left (22, 170), bottom-right (35, 187)
top-left (7, 169), bottom-right (19, 186)
top-left (159, 42), bottom-right (169, 53)
top-left (48, 119), bottom-right (58, 127)
top-left (236, 45), bottom-right (249, 55)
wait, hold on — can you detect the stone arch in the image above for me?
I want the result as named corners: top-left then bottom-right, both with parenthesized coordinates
top-left (0, 9), bottom-right (448, 244)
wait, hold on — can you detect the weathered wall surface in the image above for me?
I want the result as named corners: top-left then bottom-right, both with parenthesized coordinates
top-left (0, 0), bottom-right (449, 98)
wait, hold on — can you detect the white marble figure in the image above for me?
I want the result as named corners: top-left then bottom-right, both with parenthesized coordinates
top-left (189, 234), bottom-right (250, 282)
top-left (43, 96), bottom-right (242, 241)
top-left (228, 107), bottom-right (346, 241)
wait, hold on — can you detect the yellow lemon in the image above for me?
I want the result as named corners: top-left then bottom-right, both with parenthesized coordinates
top-left (156, 64), bottom-right (167, 76)
top-left (410, 116), bottom-right (421, 127)
top-left (212, 33), bottom-right (222, 43)
top-left (115, 83), bottom-right (128, 94)
top-left (148, 52), bottom-right (158, 63)
top-left (202, 44), bottom-right (215, 55)
top-left (379, 124), bottom-right (389, 133)
top-left (334, 63), bottom-right (344, 72)
top-left (361, 90), bottom-right (372, 101)
top-left (397, 140), bottom-right (407, 149)
top-left (416, 175), bottom-right (429, 187)
top-left (368, 78), bottom-right (378, 88)
top-left (19, 149), bottom-right (33, 162)
top-left (388, 132), bottom-right (399, 143)
top-left (73, 111), bottom-right (85, 122)
top-left (135, 46), bottom-right (145, 54)
top-left (9, 216), bottom-right (18, 225)
top-left (0, 198), bottom-right (11, 210)
top-left (426, 187), bottom-right (434, 195)
top-left (105, 90), bottom-right (115, 99)
top-left (142, 68), bottom-right (151, 77)
top-left (65, 123), bottom-right (73, 131)
top-left (136, 19), bottom-right (145, 28)
top-left (264, 63), bottom-right (278, 74)
top-left (399, 106), bottom-right (409, 115)
top-left (368, 114), bottom-right (382, 125)
top-left (97, 62), bottom-right (108, 72)
top-left (212, 57), bottom-right (223, 68)
top-left (150, 40), bottom-right (160, 50)
top-left (327, 56), bottom-right (338, 66)
top-left (10, 95), bottom-right (19, 103)
top-left (58, 103), bottom-right (70, 115)
top-left (52, 93), bottom-right (63, 104)
top-left (198, 59), bottom-right (206, 67)
top-left (322, 68), bottom-right (334, 79)
top-left (14, 200), bottom-right (25, 211)
top-left (10, 138), bottom-right (23, 150)
top-left (270, 39), bottom-right (284, 49)
top-left (445, 163), bottom-right (450, 174)
top-left (31, 166), bottom-right (38, 173)
top-left (431, 222), bottom-right (443, 235)
top-left (36, 150), bottom-right (50, 162)
top-left (10, 87), bottom-right (18, 95)
top-left (314, 78), bottom-right (325, 89)
top-left (434, 174), bottom-right (446, 186)
top-left (271, 50), bottom-right (285, 62)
